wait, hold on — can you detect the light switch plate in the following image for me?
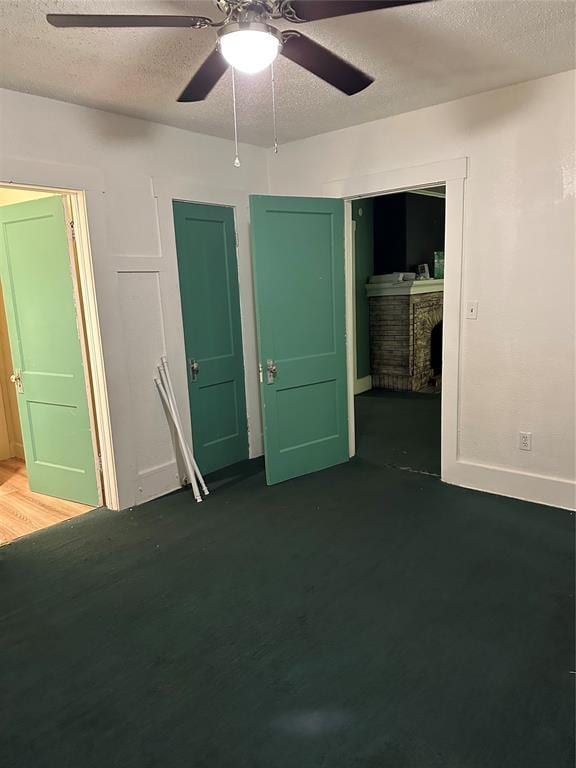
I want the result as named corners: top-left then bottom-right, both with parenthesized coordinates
top-left (465, 301), bottom-right (478, 320)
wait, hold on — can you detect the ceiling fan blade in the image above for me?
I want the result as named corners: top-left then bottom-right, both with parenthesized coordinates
top-left (178, 49), bottom-right (229, 102)
top-left (283, 0), bottom-right (433, 23)
top-left (46, 14), bottom-right (213, 29)
top-left (281, 33), bottom-right (373, 96)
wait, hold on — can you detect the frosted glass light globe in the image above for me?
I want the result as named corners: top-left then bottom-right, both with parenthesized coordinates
top-left (219, 28), bottom-right (281, 74)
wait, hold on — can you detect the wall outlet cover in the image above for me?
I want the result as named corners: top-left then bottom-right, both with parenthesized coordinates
top-left (519, 431), bottom-right (532, 451)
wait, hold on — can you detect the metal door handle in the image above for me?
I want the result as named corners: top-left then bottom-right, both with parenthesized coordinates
top-left (188, 359), bottom-right (199, 382)
top-left (10, 369), bottom-right (23, 393)
top-left (266, 359), bottom-right (278, 384)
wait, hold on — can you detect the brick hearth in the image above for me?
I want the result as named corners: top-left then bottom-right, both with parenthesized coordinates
top-left (368, 286), bottom-right (443, 392)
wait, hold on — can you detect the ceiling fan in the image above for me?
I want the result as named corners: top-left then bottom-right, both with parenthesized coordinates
top-left (47, 1), bottom-right (433, 102)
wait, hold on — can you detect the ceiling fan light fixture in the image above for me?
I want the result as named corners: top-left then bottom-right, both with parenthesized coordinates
top-left (218, 22), bottom-right (281, 75)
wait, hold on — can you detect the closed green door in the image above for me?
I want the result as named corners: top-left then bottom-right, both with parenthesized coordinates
top-left (173, 201), bottom-right (249, 475)
top-left (0, 196), bottom-right (100, 505)
top-left (250, 195), bottom-right (349, 485)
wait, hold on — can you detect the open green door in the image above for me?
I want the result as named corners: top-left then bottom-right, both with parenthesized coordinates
top-left (173, 201), bottom-right (249, 475)
top-left (250, 195), bottom-right (349, 485)
top-left (0, 196), bottom-right (100, 506)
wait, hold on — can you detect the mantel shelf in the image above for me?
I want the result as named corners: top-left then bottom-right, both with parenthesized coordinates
top-left (366, 278), bottom-right (444, 297)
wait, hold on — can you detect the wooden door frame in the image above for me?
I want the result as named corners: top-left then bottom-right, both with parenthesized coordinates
top-left (0, 181), bottom-right (119, 510)
top-left (323, 157), bottom-right (468, 484)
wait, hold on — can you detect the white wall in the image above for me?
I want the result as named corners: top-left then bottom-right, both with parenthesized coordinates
top-left (267, 70), bottom-right (575, 509)
top-left (0, 88), bottom-right (269, 509)
top-left (1, 70), bottom-right (574, 512)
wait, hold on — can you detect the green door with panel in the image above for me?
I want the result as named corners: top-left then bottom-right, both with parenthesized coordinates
top-left (0, 196), bottom-right (100, 505)
top-left (173, 201), bottom-right (249, 475)
top-left (250, 195), bottom-right (349, 485)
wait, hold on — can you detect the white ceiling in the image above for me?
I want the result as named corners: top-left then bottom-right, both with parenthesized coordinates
top-left (1, 0), bottom-right (574, 147)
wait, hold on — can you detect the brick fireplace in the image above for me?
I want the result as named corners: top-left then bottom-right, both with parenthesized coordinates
top-left (367, 278), bottom-right (443, 392)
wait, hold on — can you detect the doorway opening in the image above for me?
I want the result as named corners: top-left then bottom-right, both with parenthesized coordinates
top-left (172, 200), bottom-right (249, 478)
top-left (0, 184), bottom-right (110, 544)
top-left (350, 185), bottom-right (446, 477)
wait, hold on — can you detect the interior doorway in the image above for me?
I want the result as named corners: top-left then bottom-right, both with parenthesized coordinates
top-left (173, 200), bottom-right (249, 477)
top-left (0, 185), bottom-right (106, 544)
top-left (350, 185), bottom-right (446, 476)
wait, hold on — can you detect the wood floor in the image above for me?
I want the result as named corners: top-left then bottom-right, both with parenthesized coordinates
top-left (0, 458), bottom-right (92, 545)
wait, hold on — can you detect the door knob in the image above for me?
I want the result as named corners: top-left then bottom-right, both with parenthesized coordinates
top-left (266, 359), bottom-right (278, 384)
top-left (10, 369), bottom-right (23, 393)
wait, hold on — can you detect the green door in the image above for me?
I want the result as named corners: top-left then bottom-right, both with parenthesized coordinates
top-left (173, 201), bottom-right (249, 475)
top-left (250, 195), bottom-right (349, 485)
top-left (0, 196), bottom-right (100, 505)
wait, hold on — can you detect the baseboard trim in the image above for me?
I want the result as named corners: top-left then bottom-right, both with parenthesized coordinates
top-left (354, 376), bottom-right (372, 395)
top-left (137, 453), bottom-right (575, 512)
top-left (444, 459), bottom-right (576, 511)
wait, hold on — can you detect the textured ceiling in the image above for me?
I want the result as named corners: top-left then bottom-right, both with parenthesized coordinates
top-left (0, 0), bottom-right (574, 146)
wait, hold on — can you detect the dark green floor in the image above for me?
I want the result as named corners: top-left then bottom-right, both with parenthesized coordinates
top-left (355, 389), bottom-right (441, 475)
top-left (0, 392), bottom-right (573, 768)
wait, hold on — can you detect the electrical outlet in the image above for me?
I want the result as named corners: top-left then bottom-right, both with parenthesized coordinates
top-left (465, 301), bottom-right (478, 320)
top-left (519, 431), bottom-right (532, 451)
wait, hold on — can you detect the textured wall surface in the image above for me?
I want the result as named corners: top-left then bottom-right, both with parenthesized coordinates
top-left (0, 1), bottom-right (574, 145)
top-left (268, 70), bottom-right (576, 507)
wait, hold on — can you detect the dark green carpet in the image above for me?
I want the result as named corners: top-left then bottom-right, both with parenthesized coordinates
top-left (0, 404), bottom-right (573, 767)
top-left (355, 389), bottom-right (441, 476)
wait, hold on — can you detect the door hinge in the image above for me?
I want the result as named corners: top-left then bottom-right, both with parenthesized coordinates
top-left (97, 454), bottom-right (103, 473)
top-left (69, 220), bottom-right (76, 241)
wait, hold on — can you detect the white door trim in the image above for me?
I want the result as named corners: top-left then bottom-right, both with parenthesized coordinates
top-left (327, 158), bottom-right (468, 486)
top-left (68, 192), bottom-right (118, 508)
top-left (62, 194), bottom-right (103, 507)
top-left (0, 164), bottom-right (119, 509)
top-left (324, 158), bottom-right (467, 199)
top-left (344, 200), bottom-right (356, 457)
top-left (350, 218), bottom-right (373, 400)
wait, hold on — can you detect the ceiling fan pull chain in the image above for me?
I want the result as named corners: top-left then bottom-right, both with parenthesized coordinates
top-left (271, 61), bottom-right (279, 155)
top-left (231, 67), bottom-right (241, 168)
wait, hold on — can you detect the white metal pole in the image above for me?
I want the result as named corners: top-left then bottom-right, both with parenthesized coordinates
top-left (158, 360), bottom-right (205, 496)
top-left (155, 375), bottom-right (202, 503)
top-left (158, 361), bottom-right (207, 499)
top-left (160, 356), bottom-right (209, 495)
